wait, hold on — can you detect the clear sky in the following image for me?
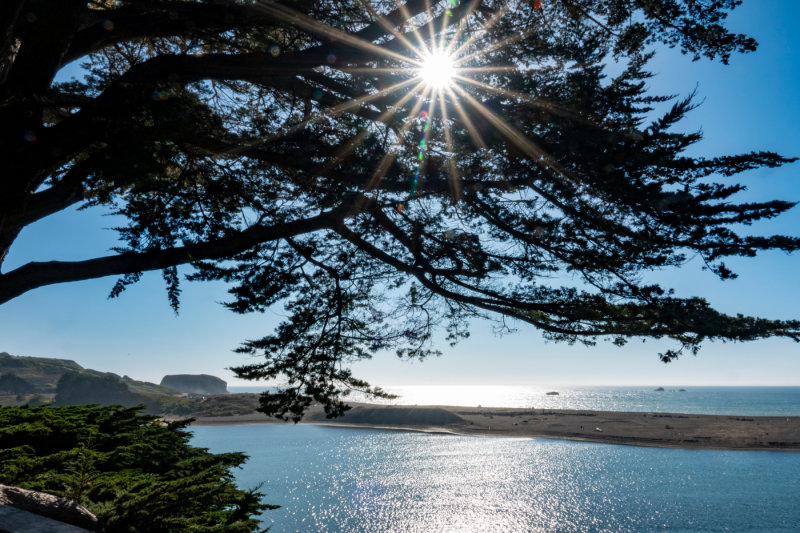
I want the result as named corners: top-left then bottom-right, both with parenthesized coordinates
top-left (1, 1), bottom-right (798, 387)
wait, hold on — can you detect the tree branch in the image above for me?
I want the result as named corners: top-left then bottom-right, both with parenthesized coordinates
top-left (0, 199), bottom-right (362, 304)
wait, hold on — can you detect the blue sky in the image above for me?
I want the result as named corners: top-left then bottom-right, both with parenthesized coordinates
top-left (1, 1), bottom-right (798, 387)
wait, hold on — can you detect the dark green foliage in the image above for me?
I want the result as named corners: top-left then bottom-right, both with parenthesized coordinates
top-left (0, 1), bottom-right (798, 419)
top-left (0, 373), bottom-right (35, 394)
top-left (0, 405), bottom-right (274, 532)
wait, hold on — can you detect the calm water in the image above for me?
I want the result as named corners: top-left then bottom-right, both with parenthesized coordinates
top-left (229, 386), bottom-right (800, 416)
top-left (192, 425), bottom-right (800, 533)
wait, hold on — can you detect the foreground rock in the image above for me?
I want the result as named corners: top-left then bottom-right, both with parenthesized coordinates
top-left (0, 485), bottom-right (98, 531)
top-left (161, 374), bottom-right (228, 395)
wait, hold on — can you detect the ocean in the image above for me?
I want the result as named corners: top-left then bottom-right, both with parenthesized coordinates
top-left (200, 387), bottom-right (800, 532)
top-left (228, 385), bottom-right (800, 416)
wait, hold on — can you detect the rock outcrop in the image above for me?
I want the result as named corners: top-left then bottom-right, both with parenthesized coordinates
top-left (160, 374), bottom-right (228, 395)
top-left (0, 484), bottom-right (98, 531)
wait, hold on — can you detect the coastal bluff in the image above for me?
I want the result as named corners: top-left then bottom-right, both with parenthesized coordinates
top-left (160, 374), bottom-right (228, 395)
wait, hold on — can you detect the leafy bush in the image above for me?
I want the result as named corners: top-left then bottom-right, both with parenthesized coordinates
top-left (0, 405), bottom-right (274, 532)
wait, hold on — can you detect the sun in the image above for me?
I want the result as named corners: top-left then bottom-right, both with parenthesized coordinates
top-left (419, 51), bottom-right (456, 89)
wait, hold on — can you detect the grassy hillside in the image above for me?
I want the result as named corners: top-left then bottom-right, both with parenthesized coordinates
top-left (0, 352), bottom-right (177, 397)
top-left (0, 352), bottom-right (84, 392)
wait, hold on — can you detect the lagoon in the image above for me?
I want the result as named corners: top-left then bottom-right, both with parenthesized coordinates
top-left (192, 424), bottom-right (800, 532)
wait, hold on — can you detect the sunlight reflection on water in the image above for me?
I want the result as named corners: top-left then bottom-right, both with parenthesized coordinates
top-left (192, 425), bottom-right (800, 533)
top-left (346, 385), bottom-right (800, 415)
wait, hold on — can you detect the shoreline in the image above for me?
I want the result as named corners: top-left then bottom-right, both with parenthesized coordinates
top-left (181, 402), bottom-right (800, 452)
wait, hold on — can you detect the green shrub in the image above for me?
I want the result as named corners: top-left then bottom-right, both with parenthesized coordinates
top-left (0, 405), bottom-right (274, 532)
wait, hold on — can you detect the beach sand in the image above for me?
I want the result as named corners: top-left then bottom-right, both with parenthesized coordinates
top-left (182, 402), bottom-right (800, 451)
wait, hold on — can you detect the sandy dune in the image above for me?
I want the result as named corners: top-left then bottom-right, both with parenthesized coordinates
top-left (186, 402), bottom-right (800, 451)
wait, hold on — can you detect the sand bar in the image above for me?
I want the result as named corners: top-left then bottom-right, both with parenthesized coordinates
top-left (181, 402), bottom-right (800, 451)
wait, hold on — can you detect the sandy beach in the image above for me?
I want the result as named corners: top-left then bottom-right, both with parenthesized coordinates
top-left (185, 402), bottom-right (800, 451)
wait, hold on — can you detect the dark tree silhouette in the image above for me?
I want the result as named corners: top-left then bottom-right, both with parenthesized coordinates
top-left (1, 0), bottom-right (798, 420)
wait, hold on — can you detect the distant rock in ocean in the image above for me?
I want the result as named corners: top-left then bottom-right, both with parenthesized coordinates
top-left (160, 374), bottom-right (228, 395)
top-left (679, 389), bottom-right (687, 392)
top-left (654, 387), bottom-right (665, 391)
top-left (546, 391), bottom-right (559, 396)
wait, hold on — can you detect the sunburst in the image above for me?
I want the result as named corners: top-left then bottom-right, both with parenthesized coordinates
top-left (419, 50), bottom-right (457, 89)
top-left (252, 0), bottom-right (558, 206)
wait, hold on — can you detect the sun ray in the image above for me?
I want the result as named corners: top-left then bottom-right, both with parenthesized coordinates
top-left (338, 67), bottom-right (418, 75)
top-left (404, 0), bottom-right (460, 59)
top-left (254, 0), bottom-right (420, 67)
top-left (365, 85), bottom-right (434, 191)
top-left (457, 66), bottom-right (520, 73)
top-left (288, 77), bottom-right (420, 135)
top-left (438, 2), bottom-right (449, 52)
top-left (438, 0), bottom-right (463, 52)
top-left (443, 0), bottom-right (484, 57)
top-left (453, 22), bottom-right (542, 67)
top-left (396, 0), bottom-right (433, 57)
top-left (424, 0), bottom-right (438, 55)
top-left (319, 80), bottom-right (429, 177)
top-left (451, 84), bottom-right (595, 209)
top-left (444, 86), bottom-right (486, 149)
top-left (449, 0), bottom-right (517, 59)
top-left (451, 83), bottom-right (544, 159)
top-left (355, 0), bottom-right (429, 59)
top-left (451, 84), bottom-right (572, 179)
top-left (409, 92), bottom-right (438, 199)
top-left (222, 77), bottom-right (420, 159)
top-left (437, 90), bottom-right (462, 201)
top-left (452, 74), bottom-right (589, 123)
